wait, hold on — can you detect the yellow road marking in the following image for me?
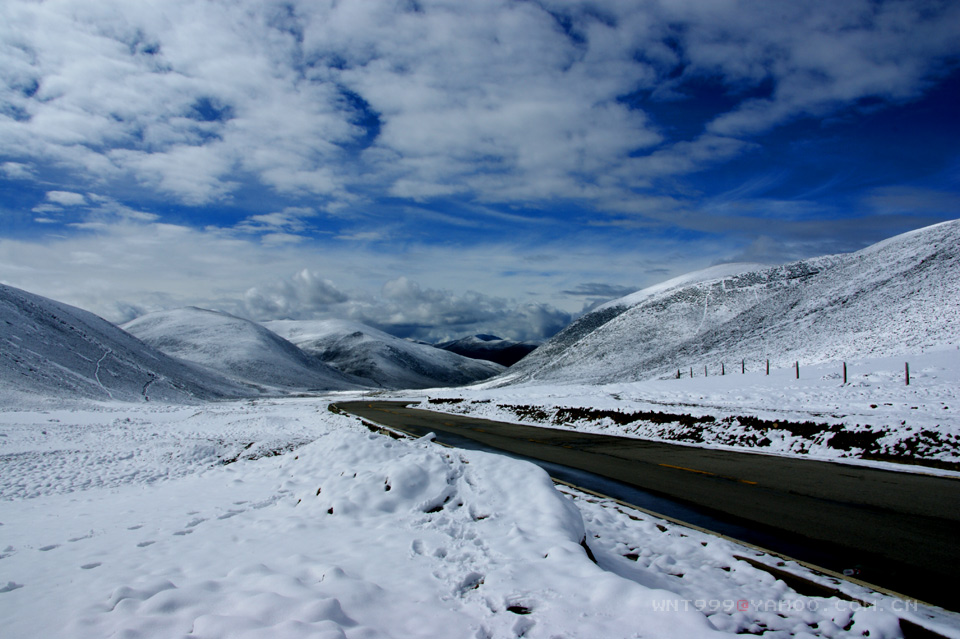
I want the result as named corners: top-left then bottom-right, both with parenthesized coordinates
top-left (658, 463), bottom-right (757, 485)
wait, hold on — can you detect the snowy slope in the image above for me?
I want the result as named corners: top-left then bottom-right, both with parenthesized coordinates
top-left (264, 319), bottom-right (504, 389)
top-left (435, 334), bottom-right (539, 367)
top-left (4, 399), bottom-right (953, 638)
top-left (0, 284), bottom-right (248, 405)
top-left (122, 308), bottom-right (364, 392)
top-left (503, 220), bottom-right (960, 386)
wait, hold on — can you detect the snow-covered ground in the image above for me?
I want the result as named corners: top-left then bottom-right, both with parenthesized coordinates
top-left (419, 348), bottom-right (960, 474)
top-left (2, 396), bottom-right (958, 638)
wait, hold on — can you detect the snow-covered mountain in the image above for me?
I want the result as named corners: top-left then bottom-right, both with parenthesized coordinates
top-left (434, 334), bottom-right (539, 367)
top-left (501, 219), bottom-right (960, 386)
top-left (0, 284), bottom-right (249, 405)
top-left (122, 308), bottom-right (365, 392)
top-left (264, 319), bottom-right (505, 389)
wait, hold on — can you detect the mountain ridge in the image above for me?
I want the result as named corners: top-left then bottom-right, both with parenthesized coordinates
top-left (434, 334), bottom-right (539, 367)
top-left (499, 219), bottom-right (960, 386)
top-left (122, 307), bottom-right (365, 392)
top-left (265, 318), bottom-right (505, 389)
top-left (0, 284), bottom-right (250, 405)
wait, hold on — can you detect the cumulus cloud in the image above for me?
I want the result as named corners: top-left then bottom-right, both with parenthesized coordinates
top-left (241, 273), bottom-right (571, 342)
top-left (243, 269), bottom-right (349, 320)
top-left (4, 0), bottom-right (954, 215)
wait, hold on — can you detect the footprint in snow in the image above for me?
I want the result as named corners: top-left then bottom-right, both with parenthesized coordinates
top-left (172, 530), bottom-right (193, 536)
top-left (39, 544), bottom-right (59, 552)
top-left (137, 541), bottom-right (155, 548)
top-left (127, 525), bottom-right (143, 531)
top-left (185, 517), bottom-right (206, 528)
top-left (1, 581), bottom-right (24, 593)
top-left (81, 563), bottom-right (101, 570)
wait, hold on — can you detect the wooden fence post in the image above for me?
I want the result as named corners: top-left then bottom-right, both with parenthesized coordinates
top-left (795, 361), bottom-right (799, 379)
top-left (843, 362), bottom-right (847, 384)
top-left (905, 362), bottom-right (910, 386)
top-left (742, 359), bottom-right (745, 374)
top-left (766, 359), bottom-right (769, 375)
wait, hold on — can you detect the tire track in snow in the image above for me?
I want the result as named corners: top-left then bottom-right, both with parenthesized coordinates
top-left (94, 349), bottom-right (113, 399)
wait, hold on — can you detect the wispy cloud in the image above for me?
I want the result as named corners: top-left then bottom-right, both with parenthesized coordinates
top-left (45, 190), bottom-right (86, 206)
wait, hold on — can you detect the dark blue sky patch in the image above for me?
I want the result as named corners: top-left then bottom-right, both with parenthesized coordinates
top-left (338, 87), bottom-right (381, 151)
top-left (19, 78), bottom-right (40, 99)
top-left (622, 76), bottom-right (776, 143)
top-left (190, 97), bottom-right (235, 123)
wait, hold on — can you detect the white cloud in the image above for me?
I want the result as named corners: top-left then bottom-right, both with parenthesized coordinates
top-left (242, 273), bottom-right (573, 342)
top-left (235, 207), bottom-right (318, 239)
top-left (2, 0), bottom-right (957, 213)
top-left (45, 190), bottom-right (87, 206)
top-left (0, 197), bottom-right (736, 338)
top-left (1, 162), bottom-right (33, 179)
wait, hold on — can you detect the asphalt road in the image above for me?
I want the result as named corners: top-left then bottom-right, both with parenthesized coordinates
top-left (338, 400), bottom-right (960, 609)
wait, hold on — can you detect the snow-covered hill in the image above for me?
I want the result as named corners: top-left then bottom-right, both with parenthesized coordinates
top-left (264, 319), bottom-right (505, 389)
top-left (0, 284), bottom-right (249, 405)
top-left (434, 334), bottom-right (539, 367)
top-left (501, 219), bottom-right (960, 386)
top-left (122, 308), bottom-right (364, 392)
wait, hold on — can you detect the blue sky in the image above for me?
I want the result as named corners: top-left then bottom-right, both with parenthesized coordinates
top-left (1, 0), bottom-right (959, 341)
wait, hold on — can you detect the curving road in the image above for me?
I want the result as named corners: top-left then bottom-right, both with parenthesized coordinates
top-left (338, 400), bottom-right (960, 610)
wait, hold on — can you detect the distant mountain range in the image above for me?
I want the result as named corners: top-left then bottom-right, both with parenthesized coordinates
top-left (0, 284), bottom-right (248, 405)
top-left (1, 286), bottom-right (507, 404)
top-left (122, 307), bottom-right (363, 392)
top-left (434, 334), bottom-right (538, 367)
top-left (499, 219), bottom-right (960, 386)
top-left (264, 319), bottom-right (505, 390)
top-left (5, 219), bottom-right (957, 403)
